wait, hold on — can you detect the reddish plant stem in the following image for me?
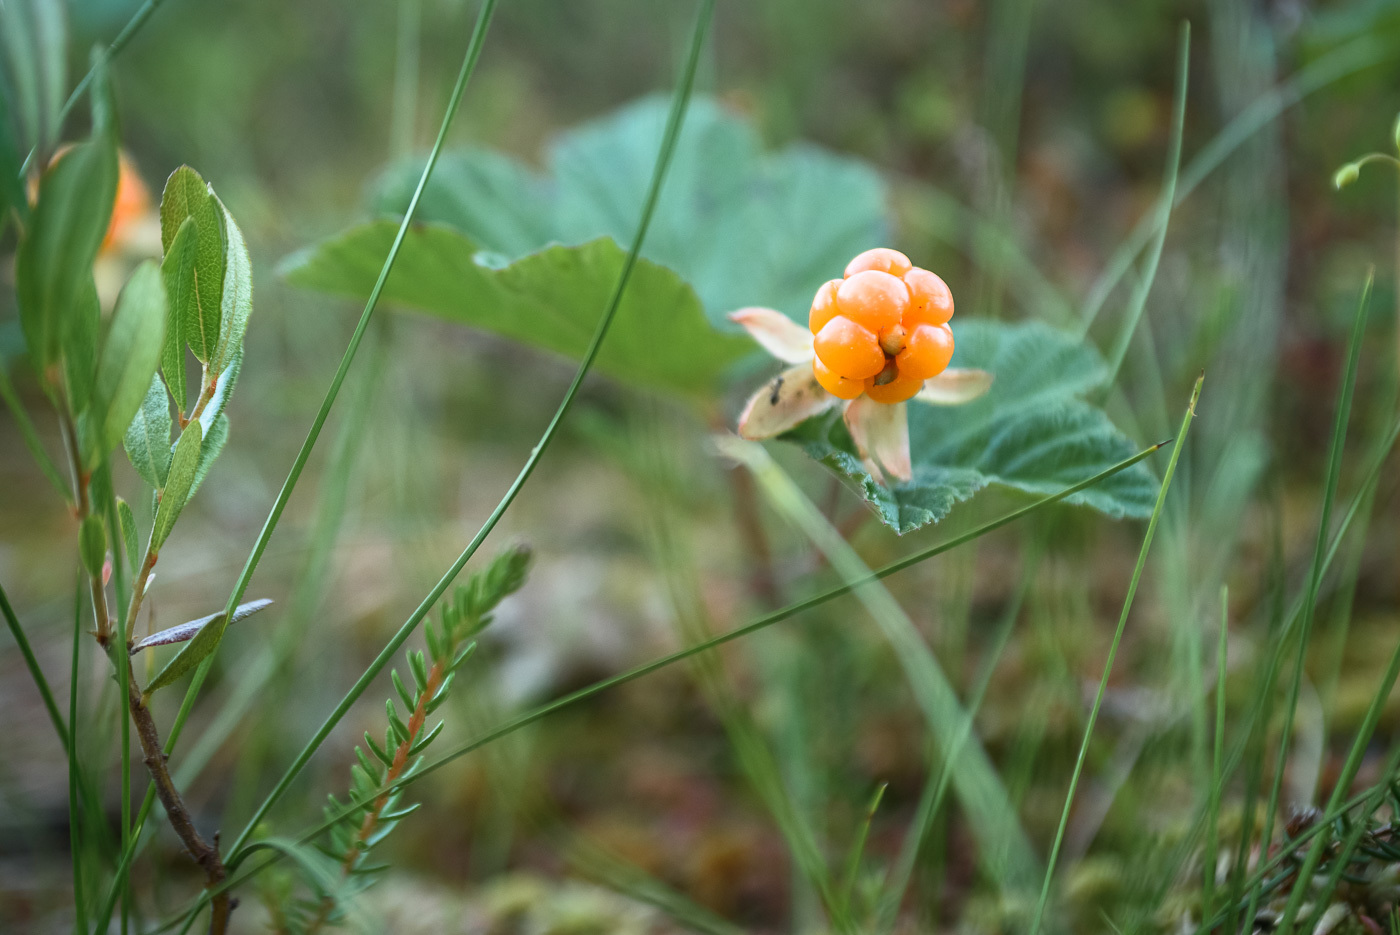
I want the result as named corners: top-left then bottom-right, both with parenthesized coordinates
top-left (305, 655), bottom-right (450, 933)
top-left (61, 422), bottom-right (229, 933)
top-left (342, 659), bottom-right (445, 874)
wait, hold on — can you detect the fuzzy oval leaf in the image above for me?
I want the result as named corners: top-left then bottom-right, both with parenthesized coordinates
top-left (281, 223), bottom-right (752, 396)
top-left (91, 261), bottom-right (168, 462)
top-left (159, 167), bottom-right (225, 365)
top-left (784, 321), bottom-right (1159, 533)
top-left (159, 215), bottom-right (195, 408)
top-left (16, 136), bottom-right (117, 371)
top-left (123, 374), bottom-right (172, 488)
top-left (211, 197), bottom-right (252, 376)
top-left (151, 419), bottom-right (202, 550)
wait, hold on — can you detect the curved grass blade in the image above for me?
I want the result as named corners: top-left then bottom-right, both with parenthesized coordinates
top-left (218, 442), bottom-right (1164, 880)
top-left (1242, 273), bottom-right (1371, 929)
top-left (1027, 373), bottom-right (1202, 935)
top-left (1079, 35), bottom-right (1387, 331)
top-left (0, 582), bottom-right (67, 748)
top-left (151, 0), bottom-right (504, 831)
top-left (1100, 23), bottom-right (1189, 385)
top-left (224, 0), bottom-right (716, 862)
top-left (718, 434), bottom-right (1041, 893)
top-left (153, 443), bottom-right (1165, 934)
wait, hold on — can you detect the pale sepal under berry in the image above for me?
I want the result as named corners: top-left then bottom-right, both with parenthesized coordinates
top-left (845, 396), bottom-right (912, 484)
top-left (728, 306), bottom-right (814, 363)
top-left (915, 368), bottom-right (993, 405)
top-left (737, 363), bottom-right (840, 440)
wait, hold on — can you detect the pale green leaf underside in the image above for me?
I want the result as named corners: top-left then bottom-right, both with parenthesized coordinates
top-left (369, 96), bottom-right (889, 328)
top-left (281, 223), bottom-right (751, 396)
top-left (123, 374), bottom-right (172, 488)
top-left (787, 321), bottom-right (1159, 534)
top-left (281, 95), bottom-right (886, 397)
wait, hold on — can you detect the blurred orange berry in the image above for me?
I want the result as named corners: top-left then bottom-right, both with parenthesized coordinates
top-left (812, 356), bottom-right (865, 399)
top-left (845, 247), bottom-right (912, 279)
top-left (902, 268), bottom-right (954, 327)
top-left (865, 367), bottom-right (923, 404)
top-left (808, 279), bottom-right (843, 333)
top-left (104, 151), bottom-right (151, 253)
top-left (896, 323), bottom-right (955, 381)
top-left (813, 316), bottom-right (884, 379)
top-left (836, 270), bottom-right (908, 332)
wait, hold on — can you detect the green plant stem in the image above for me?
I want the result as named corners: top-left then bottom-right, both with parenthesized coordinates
top-left (218, 442), bottom-right (1164, 880)
top-left (1027, 374), bottom-right (1202, 935)
top-left (226, 0), bottom-right (714, 863)
top-left (0, 582), bottom-right (68, 747)
top-left (16, 0), bottom-right (171, 177)
top-left (99, 481), bottom-right (134, 932)
top-left (69, 578), bottom-right (87, 935)
top-left (1101, 22), bottom-right (1188, 383)
top-left (1243, 274), bottom-right (1370, 930)
top-left (0, 361), bottom-right (70, 502)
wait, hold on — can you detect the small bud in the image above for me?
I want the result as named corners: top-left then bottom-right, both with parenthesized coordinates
top-left (1334, 163), bottom-right (1361, 189)
top-left (1393, 111), bottom-right (1400, 153)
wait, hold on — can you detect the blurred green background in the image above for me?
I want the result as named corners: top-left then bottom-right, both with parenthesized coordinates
top-left (4, 0), bottom-right (1400, 932)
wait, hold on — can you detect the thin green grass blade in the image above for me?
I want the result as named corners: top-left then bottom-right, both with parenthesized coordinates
top-left (1028, 374), bottom-right (1202, 935)
top-left (640, 429), bottom-right (842, 925)
top-left (840, 782), bottom-right (887, 918)
top-left (1276, 621), bottom-right (1400, 932)
top-left (719, 437), bottom-right (1040, 894)
top-left (0, 361), bottom-right (69, 502)
top-left (69, 577), bottom-right (87, 935)
top-left (216, 444), bottom-right (1164, 888)
top-left (1119, 411), bottom-right (1400, 935)
top-left (97, 0), bottom-right (503, 921)
top-left (98, 477), bottom-right (134, 927)
top-left (0, 582), bottom-right (68, 748)
top-left (1296, 745), bottom-right (1400, 935)
top-left (1079, 34), bottom-right (1387, 330)
top-left (15, 0), bottom-right (172, 177)
top-left (1202, 585), bottom-right (1228, 917)
top-left (225, 0), bottom-right (715, 863)
top-left (874, 554), bottom-right (1035, 933)
top-left (198, 0), bottom-right (503, 708)
top-left (1244, 273), bottom-right (1371, 928)
top-left (150, 446), bottom-right (1168, 931)
top-left (1100, 23), bottom-right (1189, 383)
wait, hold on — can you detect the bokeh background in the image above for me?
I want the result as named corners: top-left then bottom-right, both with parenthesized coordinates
top-left (4, 0), bottom-right (1400, 932)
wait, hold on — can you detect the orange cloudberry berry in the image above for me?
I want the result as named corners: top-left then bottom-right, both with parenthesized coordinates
top-left (808, 279), bottom-right (843, 333)
top-left (864, 362), bottom-right (923, 404)
top-left (812, 356), bottom-right (865, 399)
top-left (836, 270), bottom-right (908, 333)
top-left (902, 268), bottom-right (954, 327)
top-left (813, 316), bottom-right (885, 380)
top-left (845, 247), bottom-right (912, 279)
top-left (896, 323), bottom-right (955, 381)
